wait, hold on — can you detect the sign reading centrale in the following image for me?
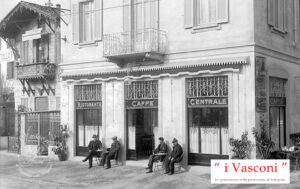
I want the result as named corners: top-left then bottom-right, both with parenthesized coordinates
top-left (187, 97), bottom-right (228, 107)
top-left (76, 101), bottom-right (102, 109)
top-left (22, 28), bottom-right (43, 41)
top-left (126, 99), bottom-right (158, 109)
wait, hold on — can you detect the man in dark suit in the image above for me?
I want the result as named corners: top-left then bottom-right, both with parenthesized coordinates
top-left (146, 137), bottom-right (168, 173)
top-left (103, 136), bottom-right (120, 169)
top-left (82, 134), bottom-right (102, 168)
top-left (165, 138), bottom-right (183, 175)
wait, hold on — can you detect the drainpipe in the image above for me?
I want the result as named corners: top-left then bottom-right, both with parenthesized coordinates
top-left (293, 0), bottom-right (298, 47)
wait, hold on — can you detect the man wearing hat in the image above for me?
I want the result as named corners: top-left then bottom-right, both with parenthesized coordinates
top-left (165, 138), bottom-right (183, 175)
top-left (82, 134), bottom-right (102, 168)
top-left (145, 137), bottom-right (168, 173)
top-left (103, 136), bottom-right (120, 169)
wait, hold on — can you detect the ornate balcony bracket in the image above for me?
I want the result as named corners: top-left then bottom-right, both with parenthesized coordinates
top-left (17, 63), bottom-right (57, 96)
top-left (20, 79), bottom-right (35, 96)
top-left (37, 79), bottom-right (55, 96)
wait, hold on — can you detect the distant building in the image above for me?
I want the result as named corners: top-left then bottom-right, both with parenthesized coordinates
top-left (0, 1), bottom-right (61, 155)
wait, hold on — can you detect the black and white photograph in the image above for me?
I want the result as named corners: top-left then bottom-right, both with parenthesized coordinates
top-left (0, 0), bottom-right (299, 188)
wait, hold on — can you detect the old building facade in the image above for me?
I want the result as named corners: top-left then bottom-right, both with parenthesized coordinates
top-left (1, 0), bottom-right (299, 166)
top-left (58, 0), bottom-right (300, 165)
top-left (0, 1), bottom-right (61, 155)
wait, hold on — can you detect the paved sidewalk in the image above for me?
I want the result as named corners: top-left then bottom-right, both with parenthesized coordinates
top-left (0, 151), bottom-right (300, 189)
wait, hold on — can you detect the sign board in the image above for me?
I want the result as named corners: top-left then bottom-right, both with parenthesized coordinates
top-left (187, 97), bottom-right (228, 107)
top-left (76, 101), bottom-right (102, 109)
top-left (269, 97), bottom-right (286, 106)
top-left (22, 28), bottom-right (42, 41)
top-left (255, 56), bottom-right (267, 112)
top-left (126, 99), bottom-right (158, 109)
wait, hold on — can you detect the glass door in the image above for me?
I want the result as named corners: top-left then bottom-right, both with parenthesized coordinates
top-left (76, 109), bottom-right (102, 156)
top-left (269, 107), bottom-right (286, 150)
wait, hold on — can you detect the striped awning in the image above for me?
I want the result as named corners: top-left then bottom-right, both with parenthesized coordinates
top-left (62, 56), bottom-right (249, 81)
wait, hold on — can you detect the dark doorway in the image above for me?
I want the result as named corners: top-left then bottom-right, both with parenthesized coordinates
top-left (126, 108), bottom-right (157, 160)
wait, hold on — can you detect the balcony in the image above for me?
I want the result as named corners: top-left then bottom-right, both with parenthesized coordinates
top-left (17, 63), bottom-right (57, 80)
top-left (103, 28), bottom-right (167, 66)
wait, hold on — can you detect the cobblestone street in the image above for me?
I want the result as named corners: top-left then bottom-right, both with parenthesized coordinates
top-left (1, 152), bottom-right (300, 189)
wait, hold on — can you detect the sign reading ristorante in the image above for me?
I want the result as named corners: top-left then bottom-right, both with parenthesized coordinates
top-left (76, 101), bottom-right (102, 109)
top-left (126, 99), bottom-right (158, 109)
top-left (187, 97), bottom-right (228, 107)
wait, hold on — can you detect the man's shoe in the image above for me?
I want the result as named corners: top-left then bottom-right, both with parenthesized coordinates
top-left (105, 167), bottom-right (111, 169)
top-left (168, 172), bottom-right (174, 175)
top-left (146, 170), bottom-right (153, 173)
top-left (145, 167), bottom-right (150, 169)
top-left (164, 171), bottom-right (170, 174)
top-left (89, 166), bottom-right (92, 169)
top-left (82, 159), bottom-right (87, 162)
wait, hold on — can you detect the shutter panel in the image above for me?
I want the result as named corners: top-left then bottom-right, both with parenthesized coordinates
top-left (72, 3), bottom-right (79, 44)
top-left (150, 0), bottom-right (158, 28)
top-left (6, 62), bottom-right (12, 79)
top-left (94, 0), bottom-right (103, 41)
top-left (123, 0), bottom-right (131, 32)
top-left (216, 0), bottom-right (228, 23)
top-left (184, 0), bottom-right (194, 29)
top-left (20, 42), bottom-right (24, 64)
top-left (268, 0), bottom-right (274, 26)
top-left (283, 0), bottom-right (288, 32)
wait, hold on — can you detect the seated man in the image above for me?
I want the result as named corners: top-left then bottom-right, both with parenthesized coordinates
top-left (103, 136), bottom-right (120, 169)
top-left (165, 138), bottom-right (183, 175)
top-left (146, 137), bottom-right (168, 173)
top-left (82, 134), bottom-right (102, 168)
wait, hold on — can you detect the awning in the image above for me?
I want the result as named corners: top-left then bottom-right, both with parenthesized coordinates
top-left (0, 1), bottom-right (60, 38)
top-left (61, 56), bottom-right (249, 81)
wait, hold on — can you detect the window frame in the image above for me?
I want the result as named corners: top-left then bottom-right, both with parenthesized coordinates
top-left (268, 0), bottom-right (288, 35)
top-left (79, 0), bottom-right (94, 44)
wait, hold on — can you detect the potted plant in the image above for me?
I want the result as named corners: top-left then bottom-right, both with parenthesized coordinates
top-left (290, 132), bottom-right (300, 147)
top-left (252, 118), bottom-right (275, 159)
top-left (229, 131), bottom-right (253, 159)
top-left (52, 125), bottom-right (69, 161)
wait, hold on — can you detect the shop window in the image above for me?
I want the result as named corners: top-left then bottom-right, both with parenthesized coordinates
top-left (35, 97), bottom-right (49, 111)
top-left (268, 0), bottom-right (288, 34)
top-left (188, 108), bottom-right (229, 155)
top-left (72, 0), bottom-right (103, 45)
top-left (6, 61), bottom-right (15, 79)
top-left (187, 76), bottom-right (229, 165)
top-left (184, 0), bottom-right (229, 31)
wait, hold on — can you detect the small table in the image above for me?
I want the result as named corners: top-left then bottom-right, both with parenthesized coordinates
top-left (276, 150), bottom-right (300, 171)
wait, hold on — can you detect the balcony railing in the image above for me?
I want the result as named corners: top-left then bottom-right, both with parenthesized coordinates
top-left (103, 28), bottom-right (167, 63)
top-left (17, 63), bottom-right (57, 80)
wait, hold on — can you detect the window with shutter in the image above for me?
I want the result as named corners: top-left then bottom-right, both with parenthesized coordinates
top-left (35, 97), bottom-right (49, 111)
top-left (72, 0), bottom-right (103, 45)
top-left (184, 0), bottom-right (228, 31)
top-left (6, 61), bottom-right (14, 79)
top-left (268, 0), bottom-right (288, 35)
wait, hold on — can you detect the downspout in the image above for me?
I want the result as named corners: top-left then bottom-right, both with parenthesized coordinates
top-left (293, 0), bottom-right (298, 47)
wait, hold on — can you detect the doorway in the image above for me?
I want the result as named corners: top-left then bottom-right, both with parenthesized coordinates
top-left (126, 108), bottom-right (158, 160)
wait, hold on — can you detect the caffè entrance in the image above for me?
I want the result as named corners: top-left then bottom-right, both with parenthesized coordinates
top-left (125, 80), bottom-right (159, 160)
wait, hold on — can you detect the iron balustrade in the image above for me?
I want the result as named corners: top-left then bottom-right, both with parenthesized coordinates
top-left (17, 63), bottom-right (57, 80)
top-left (24, 111), bottom-right (61, 148)
top-left (103, 28), bottom-right (167, 57)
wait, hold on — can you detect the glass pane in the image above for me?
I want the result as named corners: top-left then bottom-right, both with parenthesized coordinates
top-left (77, 110), bottom-right (84, 146)
top-left (279, 107), bottom-right (285, 148)
top-left (221, 127), bottom-right (229, 155)
top-left (127, 109), bottom-right (136, 150)
top-left (201, 127), bottom-right (220, 154)
top-left (270, 107), bottom-right (280, 150)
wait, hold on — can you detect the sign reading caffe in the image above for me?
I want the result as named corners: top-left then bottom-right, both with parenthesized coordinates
top-left (126, 99), bottom-right (158, 109)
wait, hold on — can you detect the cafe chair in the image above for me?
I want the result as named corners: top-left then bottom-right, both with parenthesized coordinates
top-left (289, 151), bottom-right (300, 171)
top-left (174, 154), bottom-right (184, 172)
top-left (93, 150), bottom-right (103, 166)
top-left (153, 160), bottom-right (164, 172)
